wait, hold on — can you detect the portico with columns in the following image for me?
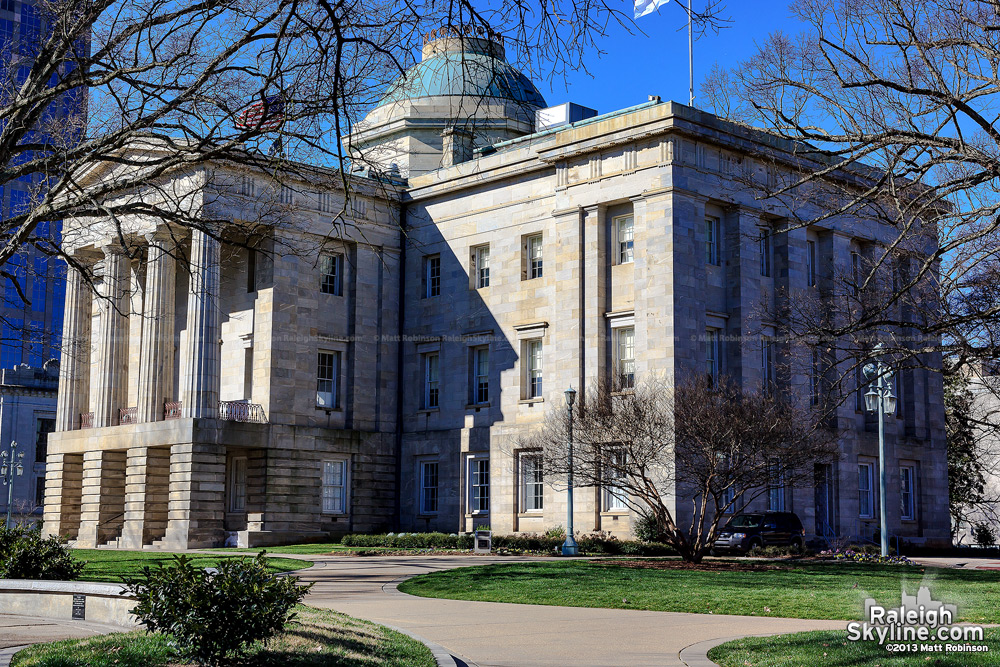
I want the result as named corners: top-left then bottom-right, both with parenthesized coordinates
top-left (43, 158), bottom-right (402, 549)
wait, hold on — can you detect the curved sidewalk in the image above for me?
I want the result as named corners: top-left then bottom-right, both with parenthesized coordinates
top-left (293, 555), bottom-right (843, 667)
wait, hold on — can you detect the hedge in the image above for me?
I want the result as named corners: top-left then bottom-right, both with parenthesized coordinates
top-left (339, 531), bottom-right (675, 556)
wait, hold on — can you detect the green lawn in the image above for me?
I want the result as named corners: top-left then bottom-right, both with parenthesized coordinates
top-left (11, 605), bottom-right (435, 667)
top-left (73, 549), bottom-right (309, 583)
top-left (708, 629), bottom-right (1000, 667)
top-left (397, 560), bottom-right (1000, 623)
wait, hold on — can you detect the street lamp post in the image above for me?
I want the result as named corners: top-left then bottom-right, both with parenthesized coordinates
top-left (1, 441), bottom-right (24, 529)
top-left (863, 344), bottom-right (897, 557)
top-left (562, 386), bottom-right (579, 556)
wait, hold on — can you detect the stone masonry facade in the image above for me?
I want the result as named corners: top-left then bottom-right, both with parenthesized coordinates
top-left (43, 33), bottom-right (951, 548)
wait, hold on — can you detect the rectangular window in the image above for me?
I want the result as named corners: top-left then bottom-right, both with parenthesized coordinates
top-left (423, 353), bottom-right (440, 409)
top-left (706, 328), bottom-right (720, 386)
top-left (720, 486), bottom-right (737, 513)
top-left (806, 240), bottom-right (817, 286)
top-left (1, 319), bottom-right (23, 368)
top-left (321, 459), bottom-right (348, 514)
top-left (239, 175), bottom-right (254, 197)
top-left (856, 365), bottom-right (866, 412)
top-left (316, 351), bottom-right (340, 409)
top-left (521, 454), bottom-right (544, 512)
top-left (761, 337), bottom-right (773, 394)
top-left (615, 215), bottom-right (634, 264)
top-left (470, 458), bottom-right (490, 513)
top-left (321, 253), bottom-right (343, 296)
top-left (900, 464), bottom-right (916, 521)
top-left (34, 476), bottom-right (45, 508)
top-left (858, 462), bottom-right (874, 518)
top-left (230, 457), bottom-right (247, 512)
top-left (524, 339), bottom-right (543, 399)
top-left (603, 450), bottom-right (628, 511)
top-left (279, 184), bottom-right (293, 204)
top-left (811, 348), bottom-right (821, 406)
top-left (767, 460), bottom-right (786, 512)
top-left (420, 461), bottom-right (439, 514)
top-left (759, 230), bottom-right (771, 277)
top-left (473, 245), bottom-right (490, 288)
top-left (35, 417), bottom-right (54, 463)
top-left (424, 255), bottom-right (441, 298)
top-left (616, 327), bottom-right (635, 389)
top-left (851, 251), bottom-right (860, 296)
top-left (705, 217), bottom-right (720, 265)
top-left (246, 248), bottom-right (257, 293)
top-left (527, 234), bottom-right (543, 279)
top-left (471, 347), bottom-right (490, 404)
top-left (31, 255), bottom-right (46, 312)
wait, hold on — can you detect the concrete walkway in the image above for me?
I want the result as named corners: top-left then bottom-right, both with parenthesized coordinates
top-left (293, 555), bottom-right (844, 667)
top-left (0, 614), bottom-right (126, 667)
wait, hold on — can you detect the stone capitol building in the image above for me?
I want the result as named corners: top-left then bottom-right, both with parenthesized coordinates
top-left (42, 29), bottom-right (951, 549)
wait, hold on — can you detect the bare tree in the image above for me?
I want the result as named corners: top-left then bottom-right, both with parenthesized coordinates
top-left (519, 374), bottom-right (837, 563)
top-left (700, 0), bottom-right (1000, 386)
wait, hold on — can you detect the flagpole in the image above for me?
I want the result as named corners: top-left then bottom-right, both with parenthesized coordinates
top-left (687, 0), bottom-right (694, 106)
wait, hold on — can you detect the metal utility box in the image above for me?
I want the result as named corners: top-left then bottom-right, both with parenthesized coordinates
top-left (535, 102), bottom-right (598, 132)
top-left (474, 530), bottom-right (492, 554)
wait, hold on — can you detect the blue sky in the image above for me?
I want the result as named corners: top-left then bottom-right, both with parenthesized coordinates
top-left (537, 1), bottom-right (804, 114)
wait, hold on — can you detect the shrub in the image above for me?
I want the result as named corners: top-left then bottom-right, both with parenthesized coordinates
top-left (124, 553), bottom-right (310, 666)
top-left (0, 524), bottom-right (83, 580)
top-left (632, 511), bottom-right (667, 544)
top-left (341, 532), bottom-right (474, 549)
top-left (972, 522), bottom-right (997, 548)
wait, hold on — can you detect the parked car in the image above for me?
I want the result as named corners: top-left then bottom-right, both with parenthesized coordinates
top-left (712, 512), bottom-right (806, 555)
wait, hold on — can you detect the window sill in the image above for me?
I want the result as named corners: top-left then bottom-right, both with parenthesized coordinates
top-left (465, 403), bottom-right (491, 410)
top-left (600, 510), bottom-right (629, 517)
top-left (316, 406), bottom-right (343, 413)
top-left (416, 513), bottom-right (439, 518)
top-left (518, 511), bottom-right (544, 518)
top-left (321, 512), bottom-right (348, 517)
top-left (465, 511), bottom-right (490, 517)
top-left (519, 398), bottom-right (544, 405)
top-left (416, 408), bottom-right (440, 414)
top-left (610, 390), bottom-right (635, 397)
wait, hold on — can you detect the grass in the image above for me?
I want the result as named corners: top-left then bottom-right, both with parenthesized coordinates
top-left (707, 629), bottom-right (1000, 666)
top-left (397, 560), bottom-right (1000, 623)
top-left (72, 549), bottom-right (309, 583)
top-left (11, 605), bottom-right (435, 667)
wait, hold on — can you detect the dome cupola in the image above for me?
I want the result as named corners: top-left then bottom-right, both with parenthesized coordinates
top-left (346, 26), bottom-right (546, 179)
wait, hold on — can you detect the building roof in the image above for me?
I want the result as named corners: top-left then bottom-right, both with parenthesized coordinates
top-left (376, 45), bottom-right (546, 109)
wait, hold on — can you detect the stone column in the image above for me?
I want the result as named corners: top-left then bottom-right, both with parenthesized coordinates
top-left (138, 230), bottom-right (177, 422)
top-left (181, 228), bottom-right (221, 419)
top-left (55, 260), bottom-right (93, 431)
top-left (93, 244), bottom-right (130, 427)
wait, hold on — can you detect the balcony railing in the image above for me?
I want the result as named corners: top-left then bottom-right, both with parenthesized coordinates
top-left (164, 401), bottom-right (182, 420)
top-left (80, 412), bottom-right (94, 429)
top-left (219, 400), bottom-right (267, 424)
top-left (119, 407), bottom-right (137, 425)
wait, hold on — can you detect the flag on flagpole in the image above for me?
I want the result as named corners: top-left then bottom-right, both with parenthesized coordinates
top-left (634, 0), bottom-right (669, 19)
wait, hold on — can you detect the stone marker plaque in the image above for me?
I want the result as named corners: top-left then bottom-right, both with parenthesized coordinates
top-left (72, 594), bottom-right (86, 620)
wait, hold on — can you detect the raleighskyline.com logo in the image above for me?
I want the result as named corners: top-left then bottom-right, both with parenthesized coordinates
top-left (846, 587), bottom-right (986, 653)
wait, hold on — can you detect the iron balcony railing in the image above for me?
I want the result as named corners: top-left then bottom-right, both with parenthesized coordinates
top-left (218, 400), bottom-right (268, 424)
top-left (164, 401), bottom-right (183, 420)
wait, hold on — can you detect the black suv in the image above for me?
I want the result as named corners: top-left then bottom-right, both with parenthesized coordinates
top-left (712, 512), bottom-right (805, 554)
